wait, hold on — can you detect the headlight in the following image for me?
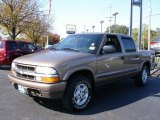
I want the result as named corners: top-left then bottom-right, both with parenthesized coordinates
top-left (35, 66), bottom-right (57, 75)
top-left (11, 62), bottom-right (16, 70)
top-left (35, 66), bottom-right (59, 83)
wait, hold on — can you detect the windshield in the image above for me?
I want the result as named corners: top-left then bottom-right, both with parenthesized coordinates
top-left (56, 34), bottom-right (103, 54)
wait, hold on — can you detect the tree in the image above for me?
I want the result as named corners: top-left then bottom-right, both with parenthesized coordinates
top-left (132, 24), bottom-right (158, 49)
top-left (106, 24), bottom-right (129, 34)
top-left (25, 14), bottom-right (51, 45)
top-left (0, 0), bottom-right (39, 40)
top-left (156, 27), bottom-right (160, 32)
top-left (156, 27), bottom-right (160, 34)
top-left (48, 33), bottom-right (60, 45)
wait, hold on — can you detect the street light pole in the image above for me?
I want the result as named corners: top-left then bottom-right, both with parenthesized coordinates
top-left (109, 4), bottom-right (112, 33)
top-left (148, 0), bottom-right (152, 50)
top-left (100, 21), bottom-right (104, 32)
top-left (92, 26), bottom-right (95, 32)
top-left (131, 0), bottom-right (143, 50)
top-left (138, 0), bottom-right (143, 50)
top-left (113, 12), bottom-right (119, 24)
top-left (130, 0), bottom-right (133, 36)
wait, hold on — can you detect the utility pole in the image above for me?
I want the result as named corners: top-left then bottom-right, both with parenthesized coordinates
top-left (47, 35), bottom-right (49, 47)
top-left (92, 26), bottom-right (95, 32)
top-left (106, 4), bottom-right (113, 33)
top-left (100, 21), bottom-right (104, 32)
top-left (84, 25), bottom-right (86, 33)
top-left (113, 12), bottom-right (119, 24)
top-left (109, 4), bottom-right (112, 33)
top-left (138, 0), bottom-right (143, 50)
top-left (148, 0), bottom-right (152, 50)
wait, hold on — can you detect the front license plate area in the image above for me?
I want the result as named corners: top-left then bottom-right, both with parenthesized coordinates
top-left (18, 85), bottom-right (25, 94)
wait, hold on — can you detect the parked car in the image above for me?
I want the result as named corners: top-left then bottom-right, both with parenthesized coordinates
top-left (150, 38), bottom-right (160, 56)
top-left (8, 33), bottom-right (156, 112)
top-left (0, 40), bottom-right (39, 67)
top-left (47, 44), bottom-right (58, 50)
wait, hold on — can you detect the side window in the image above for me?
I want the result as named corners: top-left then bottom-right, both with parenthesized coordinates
top-left (27, 43), bottom-right (36, 50)
top-left (104, 35), bottom-right (122, 53)
top-left (0, 41), bottom-right (3, 49)
top-left (6, 41), bottom-right (17, 50)
top-left (121, 37), bottom-right (136, 52)
top-left (18, 42), bottom-right (27, 50)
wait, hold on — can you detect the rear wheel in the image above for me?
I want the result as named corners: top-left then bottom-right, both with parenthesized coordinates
top-left (62, 75), bottom-right (93, 112)
top-left (135, 65), bottom-right (149, 86)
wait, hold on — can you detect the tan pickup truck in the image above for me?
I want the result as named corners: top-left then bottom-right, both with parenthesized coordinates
top-left (8, 33), bottom-right (156, 112)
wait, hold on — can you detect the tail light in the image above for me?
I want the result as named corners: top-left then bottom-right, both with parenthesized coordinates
top-left (2, 48), bottom-right (7, 57)
top-left (150, 42), bottom-right (156, 45)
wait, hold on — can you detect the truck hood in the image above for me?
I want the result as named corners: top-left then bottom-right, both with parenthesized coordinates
top-left (13, 50), bottom-right (94, 67)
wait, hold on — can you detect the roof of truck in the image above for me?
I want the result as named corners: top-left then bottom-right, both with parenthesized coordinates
top-left (70, 32), bottom-right (132, 38)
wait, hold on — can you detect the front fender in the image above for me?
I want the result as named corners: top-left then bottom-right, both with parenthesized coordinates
top-left (63, 66), bottom-right (96, 81)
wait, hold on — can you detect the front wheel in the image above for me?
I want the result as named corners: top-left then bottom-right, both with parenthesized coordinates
top-left (62, 75), bottom-right (93, 112)
top-left (135, 65), bottom-right (150, 86)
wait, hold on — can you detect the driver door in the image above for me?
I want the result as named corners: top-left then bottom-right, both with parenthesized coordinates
top-left (96, 35), bottom-right (125, 84)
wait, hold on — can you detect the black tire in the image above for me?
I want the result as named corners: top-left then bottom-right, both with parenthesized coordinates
top-left (135, 65), bottom-right (150, 86)
top-left (62, 75), bottom-right (93, 112)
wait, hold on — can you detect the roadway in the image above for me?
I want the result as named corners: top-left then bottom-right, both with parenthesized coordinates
top-left (0, 69), bottom-right (160, 120)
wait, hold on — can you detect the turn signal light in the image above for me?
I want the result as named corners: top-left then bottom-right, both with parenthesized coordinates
top-left (40, 77), bottom-right (60, 83)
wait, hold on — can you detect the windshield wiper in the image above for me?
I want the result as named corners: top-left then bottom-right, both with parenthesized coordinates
top-left (61, 48), bottom-right (80, 52)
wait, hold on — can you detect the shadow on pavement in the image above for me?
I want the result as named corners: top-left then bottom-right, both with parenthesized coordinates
top-left (0, 67), bottom-right (10, 71)
top-left (33, 77), bottom-right (160, 115)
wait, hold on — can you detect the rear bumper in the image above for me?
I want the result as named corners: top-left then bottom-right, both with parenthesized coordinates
top-left (8, 73), bottom-right (67, 99)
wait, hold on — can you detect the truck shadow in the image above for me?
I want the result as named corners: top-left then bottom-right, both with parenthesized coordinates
top-left (33, 77), bottom-right (160, 115)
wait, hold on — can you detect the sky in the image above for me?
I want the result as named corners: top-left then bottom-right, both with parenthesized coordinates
top-left (40, 0), bottom-right (160, 38)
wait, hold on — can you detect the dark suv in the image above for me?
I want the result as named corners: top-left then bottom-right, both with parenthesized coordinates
top-left (0, 40), bottom-right (39, 67)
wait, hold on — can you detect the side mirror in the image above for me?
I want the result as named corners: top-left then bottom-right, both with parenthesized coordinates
top-left (102, 45), bottom-right (116, 54)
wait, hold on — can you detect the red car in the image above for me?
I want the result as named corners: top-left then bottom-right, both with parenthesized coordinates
top-left (0, 40), bottom-right (39, 67)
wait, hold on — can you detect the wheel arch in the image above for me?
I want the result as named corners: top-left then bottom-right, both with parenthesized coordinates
top-left (140, 60), bottom-right (151, 74)
top-left (63, 68), bottom-right (96, 88)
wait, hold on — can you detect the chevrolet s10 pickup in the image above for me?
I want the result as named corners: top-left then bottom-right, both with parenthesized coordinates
top-left (8, 33), bottom-right (156, 112)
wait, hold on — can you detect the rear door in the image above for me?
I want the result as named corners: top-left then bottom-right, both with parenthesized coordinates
top-left (121, 37), bottom-right (141, 73)
top-left (18, 42), bottom-right (37, 55)
top-left (18, 41), bottom-right (28, 55)
top-left (26, 42), bottom-right (37, 53)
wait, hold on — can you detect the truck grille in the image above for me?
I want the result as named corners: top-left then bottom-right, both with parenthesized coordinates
top-left (16, 73), bottom-right (35, 80)
top-left (16, 64), bottom-right (35, 72)
top-left (14, 64), bottom-right (36, 81)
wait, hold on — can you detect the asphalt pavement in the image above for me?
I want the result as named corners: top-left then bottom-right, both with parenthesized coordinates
top-left (0, 69), bottom-right (160, 120)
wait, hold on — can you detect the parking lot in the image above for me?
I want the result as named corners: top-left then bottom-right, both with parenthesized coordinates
top-left (0, 69), bottom-right (160, 120)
